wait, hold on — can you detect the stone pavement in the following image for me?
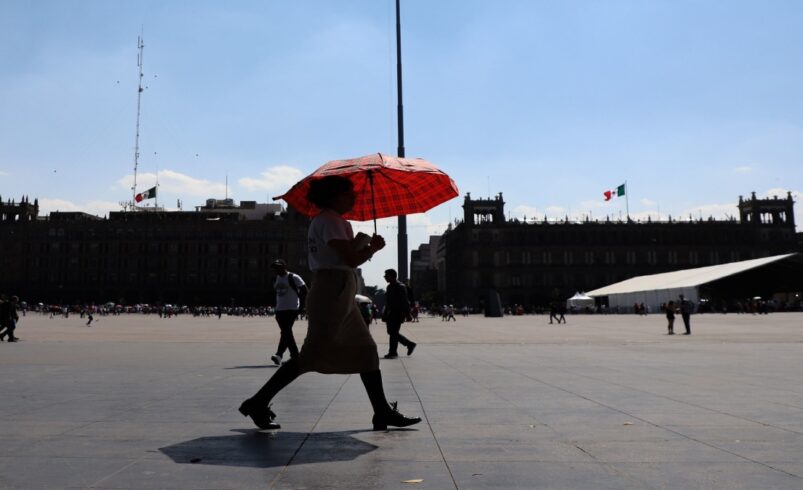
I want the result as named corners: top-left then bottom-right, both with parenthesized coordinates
top-left (2, 312), bottom-right (803, 489)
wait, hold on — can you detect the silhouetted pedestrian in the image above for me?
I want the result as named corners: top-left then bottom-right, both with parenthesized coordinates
top-left (0, 295), bottom-right (20, 342)
top-left (679, 294), bottom-right (693, 335)
top-left (239, 175), bottom-right (420, 431)
top-left (445, 304), bottom-right (456, 321)
top-left (382, 269), bottom-right (416, 359)
top-left (665, 300), bottom-right (675, 335)
top-left (557, 303), bottom-right (567, 324)
top-left (549, 302), bottom-right (559, 324)
top-left (269, 259), bottom-right (307, 366)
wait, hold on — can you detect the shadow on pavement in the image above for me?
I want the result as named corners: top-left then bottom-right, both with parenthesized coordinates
top-left (159, 429), bottom-right (377, 468)
top-left (224, 365), bottom-right (278, 369)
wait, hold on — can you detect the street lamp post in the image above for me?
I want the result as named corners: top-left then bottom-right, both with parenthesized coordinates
top-left (395, 0), bottom-right (408, 281)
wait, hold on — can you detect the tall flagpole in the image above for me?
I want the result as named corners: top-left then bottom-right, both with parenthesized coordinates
top-left (395, 0), bottom-right (408, 281)
top-left (625, 180), bottom-right (630, 220)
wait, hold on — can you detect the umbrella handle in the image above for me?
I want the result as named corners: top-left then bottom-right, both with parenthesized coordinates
top-left (368, 170), bottom-right (377, 234)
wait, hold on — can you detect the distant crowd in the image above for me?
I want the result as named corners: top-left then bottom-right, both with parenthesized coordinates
top-left (501, 297), bottom-right (801, 316)
top-left (1, 295), bottom-right (799, 331)
top-left (13, 302), bottom-right (279, 319)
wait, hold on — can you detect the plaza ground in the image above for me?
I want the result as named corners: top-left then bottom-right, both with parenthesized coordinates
top-left (2, 312), bottom-right (803, 489)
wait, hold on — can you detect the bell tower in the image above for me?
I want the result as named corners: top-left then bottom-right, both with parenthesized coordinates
top-left (463, 192), bottom-right (505, 226)
top-left (738, 191), bottom-right (795, 227)
top-left (0, 195), bottom-right (39, 222)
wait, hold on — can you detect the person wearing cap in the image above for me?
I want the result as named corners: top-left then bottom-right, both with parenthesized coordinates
top-left (239, 175), bottom-right (420, 431)
top-left (269, 259), bottom-right (307, 365)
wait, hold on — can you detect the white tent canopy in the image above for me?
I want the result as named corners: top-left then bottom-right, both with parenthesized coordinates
top-left (586, 253), bottom-right (797, 311)
top-left (566, 292), bottom-right (595, 310)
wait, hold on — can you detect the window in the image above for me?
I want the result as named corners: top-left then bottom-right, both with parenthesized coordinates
top-left (667, 251), bottom-right (678, 265)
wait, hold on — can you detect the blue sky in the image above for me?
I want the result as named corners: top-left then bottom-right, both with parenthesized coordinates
top-left (2, 0), bottom-right (802, 286)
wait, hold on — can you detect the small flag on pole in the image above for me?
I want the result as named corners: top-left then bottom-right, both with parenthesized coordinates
top-left (135, 186), bottom-right (157, 203)
top-left (603, 184), bottom-right (625, 202)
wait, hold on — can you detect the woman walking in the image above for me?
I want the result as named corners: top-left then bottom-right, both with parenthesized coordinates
top-left (239, 175), bottom-right (421, 431)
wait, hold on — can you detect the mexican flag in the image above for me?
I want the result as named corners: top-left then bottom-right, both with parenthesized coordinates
top-left (135, 186), bottom-right (157, 203)
top-left (603, 184), bottom-right (625, 201)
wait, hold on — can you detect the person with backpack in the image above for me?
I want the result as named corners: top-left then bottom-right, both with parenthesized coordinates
top-left (269, 259), bottom-right (308, 365)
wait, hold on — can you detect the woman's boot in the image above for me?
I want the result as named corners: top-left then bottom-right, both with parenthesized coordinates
top-left (360, 370), bottom-right (421, 430)
top-left (240, 358), bottom-right (302, 429)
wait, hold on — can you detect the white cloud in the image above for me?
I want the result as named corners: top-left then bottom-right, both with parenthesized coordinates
top-left (734, 166), bottom-right (752, 174)
top-left (545, 206), bottom-right (566, 216)
top-left (628, 210), bottom-right (665, 222)
top-left (678, 203), bottom-right (739, 221)
top-left (117, 170), bottom-right (227, 197)
top-left (238, 166), bottom-right (304, 193)
top-left (641, 198), bottom-right (656, 207)
top-left (0, 171), bottom-right (9, 176)
top-left (38, 198), bottom-right (121, 217)
top-left (513, 204), bottom-right (539, 219)
top-left (763, 188), bottom-right (798, 199)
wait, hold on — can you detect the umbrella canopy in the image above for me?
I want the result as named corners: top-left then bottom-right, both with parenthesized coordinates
top-left (274, 153), bottom-right (458, 221)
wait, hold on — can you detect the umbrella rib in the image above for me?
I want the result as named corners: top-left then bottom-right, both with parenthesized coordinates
top-left (368, 170), bottom-right (377, 234)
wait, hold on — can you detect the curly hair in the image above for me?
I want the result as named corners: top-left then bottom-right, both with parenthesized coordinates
top-left (307, 176), bottom-right (354, 209)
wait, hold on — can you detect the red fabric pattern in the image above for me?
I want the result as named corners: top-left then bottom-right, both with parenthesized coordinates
top-left (274, 153), bottom-right (459, 221)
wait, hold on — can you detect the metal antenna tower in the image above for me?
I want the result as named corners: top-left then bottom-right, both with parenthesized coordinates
top-left (132, 34), bottom-right (145, 207)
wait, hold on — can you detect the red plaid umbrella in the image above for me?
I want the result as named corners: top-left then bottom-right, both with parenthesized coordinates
top-left (274, 153), bottom-right (458, 227)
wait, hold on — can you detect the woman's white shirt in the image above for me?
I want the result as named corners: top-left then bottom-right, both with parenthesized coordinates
top-left (308, 208), bottom-right (353, 271)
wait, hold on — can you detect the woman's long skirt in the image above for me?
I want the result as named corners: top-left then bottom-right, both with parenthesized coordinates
top-left (298, 269), bottom-right (379, 374)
